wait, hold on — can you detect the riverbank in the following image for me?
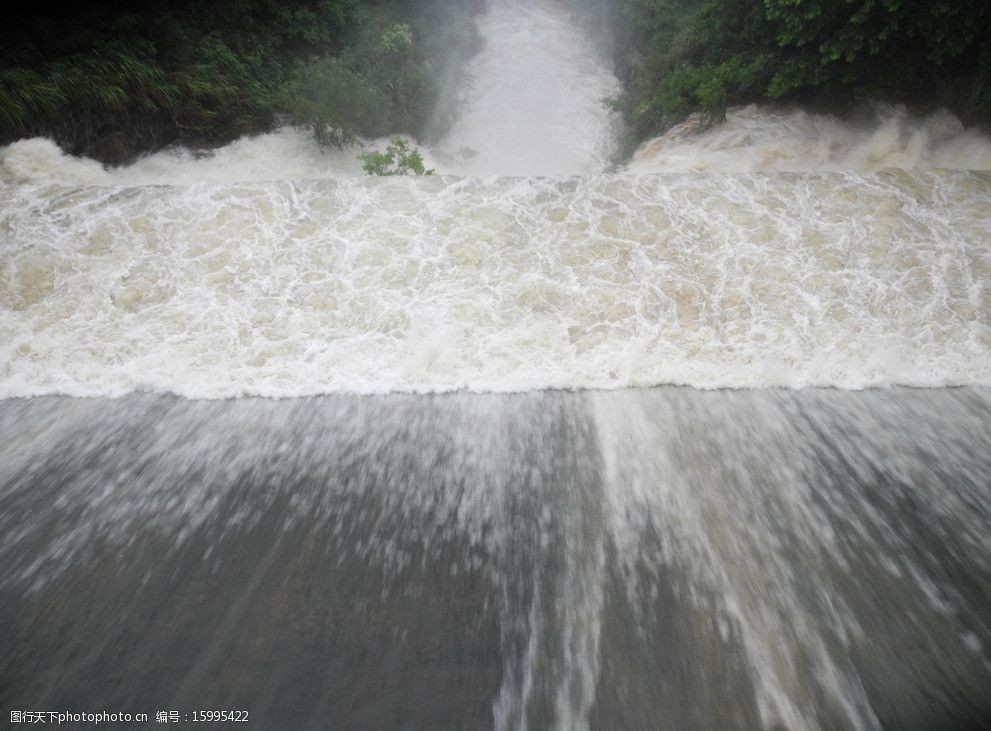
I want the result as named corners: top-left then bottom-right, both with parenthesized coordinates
top-left (4, 1), bottom-right (988, 166)
top-left (0, 0), bottom-right (482, 165)
top-left (576, 0), bottom-right (991, 146)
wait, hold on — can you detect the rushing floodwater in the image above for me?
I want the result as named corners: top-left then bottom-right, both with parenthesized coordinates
top-left (1, 1), bottom-right (990, 729)
top-left (1, 171), bottom-right (989, 397)
top-left (1, 8), bottom-right (990, 397)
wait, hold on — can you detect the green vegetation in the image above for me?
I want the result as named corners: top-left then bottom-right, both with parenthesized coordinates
top-left (280, 21), bottom-right (433, 147)
top-left (0, 0), bottom-right (481, 163)
top-left (3, 0), bottom-right (988, 160)
top-left (584, 0), bottom-right (991, 140)
top-left (359, 136), bottom-right (434, 176)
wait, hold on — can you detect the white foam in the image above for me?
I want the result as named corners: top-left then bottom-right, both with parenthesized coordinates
top-left (0, 138), bottom-right (111, 186)
top-left (632, 105), bottom-right (991, 173)
top-left (0, 130), bottom-right (370, 189)
top-left (1, 172), bottom-right (988, 398)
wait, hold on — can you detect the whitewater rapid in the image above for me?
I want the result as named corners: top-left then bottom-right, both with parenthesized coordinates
top-left (632, 104), bottom-right (991, 173)
top-left (1, 170), bottom-right (988, 397)
top-left (1, 0), bottom-right (990, 399)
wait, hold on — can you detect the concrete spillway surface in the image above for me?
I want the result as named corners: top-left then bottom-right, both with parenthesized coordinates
top-left (1, 389), bottom-right (989, 730)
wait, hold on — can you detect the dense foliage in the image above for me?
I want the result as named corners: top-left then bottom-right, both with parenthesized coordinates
top-left (282, 20), bottom-right (431, 147)
top-left (0, 0), bottom-right (481, 163)
top-left (3, 0), bottom-right (988, 160)
top-left (592, 0), bottom-right (991, 140)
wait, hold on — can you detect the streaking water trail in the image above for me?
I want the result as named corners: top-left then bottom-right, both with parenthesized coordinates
top-left (1, 390), bottom-right (988, 729)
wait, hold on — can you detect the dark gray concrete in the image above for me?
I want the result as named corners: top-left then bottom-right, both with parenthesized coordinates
top-left (1, 389), bottom-right (989, 730)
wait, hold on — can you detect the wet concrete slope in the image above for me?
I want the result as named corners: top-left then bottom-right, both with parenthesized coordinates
top-left (1, 389), bottom-right (989, 730)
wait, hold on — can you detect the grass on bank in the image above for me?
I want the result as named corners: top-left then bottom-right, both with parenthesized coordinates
top-left (0, 0), bottom-right (482, 163)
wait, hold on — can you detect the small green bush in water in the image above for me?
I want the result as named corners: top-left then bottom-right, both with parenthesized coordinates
top-left (359, 136), bottom-right (433, 176)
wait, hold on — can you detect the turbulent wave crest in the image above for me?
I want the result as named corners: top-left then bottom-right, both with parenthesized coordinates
top-left (633, 105), bottom-right (991, 173)
top-left (1, 172), bottom-right (988, 398)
